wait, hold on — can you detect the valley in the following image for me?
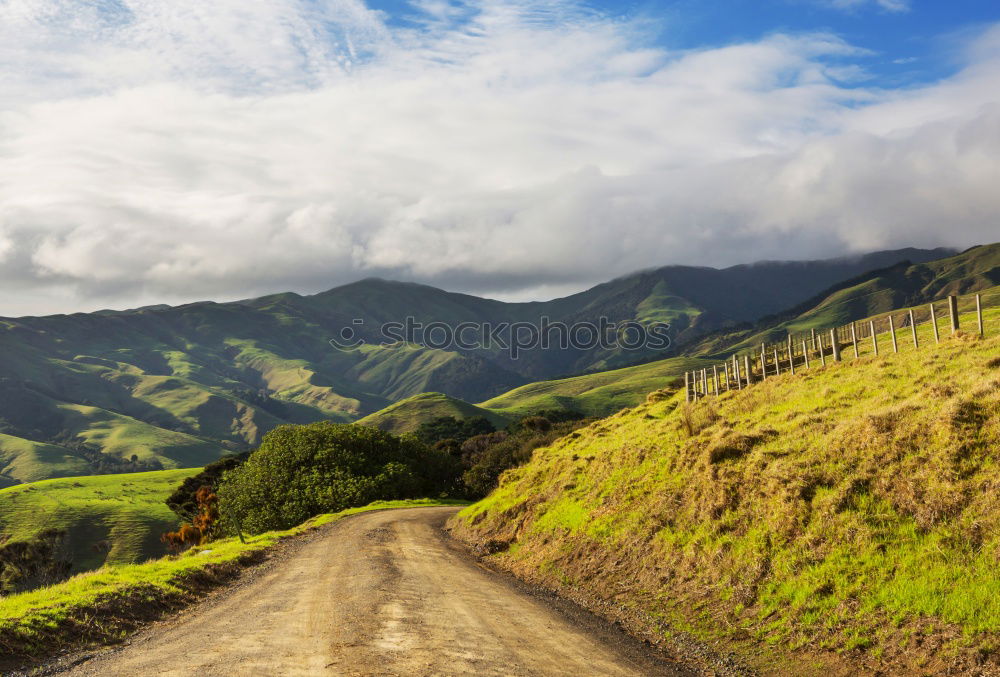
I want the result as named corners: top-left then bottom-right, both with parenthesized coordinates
top-left (0, 247), bottom-right (958, 484)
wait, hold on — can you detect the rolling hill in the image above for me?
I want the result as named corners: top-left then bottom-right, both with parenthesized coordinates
top-left (355, 393), bottom-right (513, 434)
top-left (478, 355), bottom-right (713, 418)
top-left (0, 246), bottom-right (952, 482)
top-left (0, 469), bottom-right (198, 574)
top-left (357, 245), bottom-right (1000, 432)
top-left (356, 355), bottom-right (716, 432)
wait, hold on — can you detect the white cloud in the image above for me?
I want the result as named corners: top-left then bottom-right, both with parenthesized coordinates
top-left (823, 0), bottom-right (911, 13)
top-left (0, 0), bottom-right (997, 315)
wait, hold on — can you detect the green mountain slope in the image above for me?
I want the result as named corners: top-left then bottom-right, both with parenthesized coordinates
top-left (453, 294), bottom-right (1000, 673)
top-left (355, 355), bottom-right (715, 433)
top-left (0, 247), bottom-right (952, 481)
top-left (691, 243), bottom-right (1000, 357)
top-left (0, 469), bottom-right (197, 574)
top-left (479, 355), bottom-right (712, 418)
top-left (334, 247), bottom-right (999, 434)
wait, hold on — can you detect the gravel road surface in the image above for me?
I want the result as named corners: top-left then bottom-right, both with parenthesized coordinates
top-left (57, 506), bottom-right (693, 676)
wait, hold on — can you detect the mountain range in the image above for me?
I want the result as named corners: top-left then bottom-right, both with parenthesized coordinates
top-left (0, 245), bottom-right (970, 484)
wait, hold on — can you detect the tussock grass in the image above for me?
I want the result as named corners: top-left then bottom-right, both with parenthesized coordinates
top-left (455, 301), bottom-right (1000, 673)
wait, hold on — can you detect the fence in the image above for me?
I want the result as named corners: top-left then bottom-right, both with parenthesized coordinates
top-left (684, 288), bottom-right (1000, 402)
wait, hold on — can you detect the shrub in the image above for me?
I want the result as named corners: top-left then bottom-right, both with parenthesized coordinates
top-left (161, 486), bottom-right (222, 552)
top-left (415, 416), bottom-right (496, 445)
top-left (460, 416), bottom-right (593, 498)
top-left (0, 529), bottom-right (72, 594)
top-left (166, 453), bottom-right (249, 522)
top-left (217, 423), bottom-right (459, 535)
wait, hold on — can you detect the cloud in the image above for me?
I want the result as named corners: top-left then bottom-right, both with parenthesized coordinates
top-left (822, 0), bottom-right (911, 13)
top-left (0, 0), bottom-right (997, 315)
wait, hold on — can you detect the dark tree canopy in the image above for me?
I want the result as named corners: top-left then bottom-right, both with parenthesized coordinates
top-left (217, 423), bottom-right (459, 534)
top-left (414, 416), bottom-right (496, 446)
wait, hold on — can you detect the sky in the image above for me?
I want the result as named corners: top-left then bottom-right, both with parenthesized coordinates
top-left (1, 0), bottom-right (1000, 316)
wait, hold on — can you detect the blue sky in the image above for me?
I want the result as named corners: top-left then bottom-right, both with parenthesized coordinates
top-left (367, 0), bottom-right (1000, 85)
top-left (1, 0), bottom-right (1000, 315)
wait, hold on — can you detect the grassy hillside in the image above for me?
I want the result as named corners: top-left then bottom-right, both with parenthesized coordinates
top-left (355, 355), bottom-right (714, 433)
top-left (356, 392), bottom-right (513, 434)
top-left (479, 355), bottom-right (712, 418)
top-left (454, 300), bottom-right (1000, 673)
top-left (0, 469), bottom-right (198, 573)
top-left (692, 243), bottom-right (1000, 358)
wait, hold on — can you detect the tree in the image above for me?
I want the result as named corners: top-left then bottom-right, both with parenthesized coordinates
top-left (217, 423), bottom-right (459, 535)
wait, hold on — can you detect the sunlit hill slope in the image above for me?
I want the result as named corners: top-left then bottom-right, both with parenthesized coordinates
top-left (454, 294), bottom-right (1000, 674)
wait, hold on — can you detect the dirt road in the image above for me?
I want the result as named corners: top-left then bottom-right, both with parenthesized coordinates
top-left (57, 507), bottom-right (690, 676)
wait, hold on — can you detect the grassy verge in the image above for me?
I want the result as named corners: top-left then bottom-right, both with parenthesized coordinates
top-left (0, 498), bottom-right (464, 665)
top-left (453, 306), bottom-right (1000, 674)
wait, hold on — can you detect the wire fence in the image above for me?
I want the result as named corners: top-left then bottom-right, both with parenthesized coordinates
top-left (685, 287), bottom-right (1000, 401)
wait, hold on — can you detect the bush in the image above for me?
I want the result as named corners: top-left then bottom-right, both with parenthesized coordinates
top-left (0, 529), bottom-right (72, 594)
top-left (460, 416), bottom-right (593, 498)
top-left (166, 453), bottom-right (249, 522)
top-left (415, 415), bottom-right (496, 445)
top-left (217, 423), bottom-right (459, 535)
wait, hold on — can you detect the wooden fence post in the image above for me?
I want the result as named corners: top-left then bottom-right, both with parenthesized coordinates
top-left (744, 355), bottom-right (751, 387)
top-left (773, 348), bottom-right (780, 376)
top-left (787, 336), bottom-right (795, 375)
top-left (818, 333), bottom-right (826, 366)
top-left (760, 352), bottom-right (767, 380)
top-left (851, 322), bottom-right (859, 359)
top-left (870, 320), bottom-right (878, 356)
top-left (701, 369), bottom-right (708, 397)
top-left (713, 365), bottom-right (720, 396)
top-left (685, 371), bottom-right (690, 403)
top-left (724, 362), bottom-right (730, 391)
top-left (909, 309), bottom-right (918, 349)
top-left (889, 315), bottom-right (898, 353)
top-left (802, 340), bottom-right (809, 369)
top-left (977, 294), bottom-right (984, 337)
top-left (733, 356), bottom-right (741, 390)
top-left (830, 329), bottom-right (840, 361)
top-left (811, 328), bottom-right (817, 354)
top-left (930, 303), bottom-right (940, 343)
top-left (948, 295), bottom-right (959, 333)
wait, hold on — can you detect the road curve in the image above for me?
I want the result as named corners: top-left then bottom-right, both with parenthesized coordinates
top-left (59, 507), bottom-right (690, 677)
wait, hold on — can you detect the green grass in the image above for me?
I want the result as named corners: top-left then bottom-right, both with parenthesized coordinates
top-left (478, 356), bottom-right (711, 418)
top-left (0, 499), bottom-right (463, 660)
top-left (455, 297), bottom-right (1000, 672)
top-left (0, 469), bottom-right (199, 573)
